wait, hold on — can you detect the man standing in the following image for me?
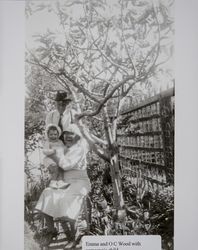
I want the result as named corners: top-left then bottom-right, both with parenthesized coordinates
top-left (46, 91), bottom-right (73, 138)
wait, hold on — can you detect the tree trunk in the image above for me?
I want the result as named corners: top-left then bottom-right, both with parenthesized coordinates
top-left (109, 150), bottom-right (124, 210)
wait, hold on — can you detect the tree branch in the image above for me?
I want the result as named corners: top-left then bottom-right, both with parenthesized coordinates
top-left (75, 119), bottom-right (110, 162)
top-left (77, 75), bottom-right (135, 119)
top-left (120, 0), bottom-right (137, 78)
top-left (83, 1), bottom-right (129, 76)
top-left (139, 2), bottom-right (161, 76)
top-left (59, 71), bottom-right (101, 103)
top-left (60, 84), bottom-right (109, 155)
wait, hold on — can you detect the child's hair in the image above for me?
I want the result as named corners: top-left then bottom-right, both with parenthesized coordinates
top-left (47, 126), bottom-right (59, 135)
top-left (46, 124), bottom-right (61, 138)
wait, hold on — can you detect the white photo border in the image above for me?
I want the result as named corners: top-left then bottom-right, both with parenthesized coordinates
top-left (0, 0), bottom-right (198, 249)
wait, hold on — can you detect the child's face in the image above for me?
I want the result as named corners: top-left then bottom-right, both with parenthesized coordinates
top-left (48, 129), bottom-right (59, 141)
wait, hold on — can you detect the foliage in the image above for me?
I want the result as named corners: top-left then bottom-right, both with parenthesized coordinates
top-left (149, 187), bottom-right (174, 249)
top-left (26, 0), bottom-right (174, 119)
top-left (25, 66), bottom-right (46, 153)
top-left (87, 161), bottom-right (174, 249)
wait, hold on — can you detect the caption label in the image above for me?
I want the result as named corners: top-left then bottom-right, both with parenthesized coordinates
top-left (82, 235), bottom-right (161, 250)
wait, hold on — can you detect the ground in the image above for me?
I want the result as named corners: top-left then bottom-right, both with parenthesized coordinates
top-left (25, 222), bottom-right (40, 250)
top-left (25, 221), bottom-right (83, 250)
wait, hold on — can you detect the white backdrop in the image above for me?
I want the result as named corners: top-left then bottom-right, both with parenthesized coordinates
top-left (0, 1), bottom-right (24, 250)
top-left (0, 0), bottom-right (197, 249)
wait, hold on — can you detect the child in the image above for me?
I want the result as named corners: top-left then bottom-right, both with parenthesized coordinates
top-left (43, 124), bottom-right (70, 189)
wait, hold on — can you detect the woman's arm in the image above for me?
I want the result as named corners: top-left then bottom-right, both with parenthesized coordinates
top-left (58, 140), bottom-right (87, 171)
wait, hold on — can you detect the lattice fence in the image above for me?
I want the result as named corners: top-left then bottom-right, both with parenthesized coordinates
top-left (117, 88), bottom-right (174, 196)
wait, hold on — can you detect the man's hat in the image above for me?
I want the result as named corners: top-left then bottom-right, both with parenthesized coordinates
top-left (55, 91), bottom-right (72, 102)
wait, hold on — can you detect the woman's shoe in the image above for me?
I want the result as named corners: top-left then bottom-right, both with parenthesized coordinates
top-left (40, 229), bottom-right (58, 247)
top-left (40, 232), bottom-right (53, 247)
top-left (64, 240), bottom-right (76, 249)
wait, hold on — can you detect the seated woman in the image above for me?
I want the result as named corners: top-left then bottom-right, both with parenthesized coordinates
top-left (35, 124), bottom-right (91, 246)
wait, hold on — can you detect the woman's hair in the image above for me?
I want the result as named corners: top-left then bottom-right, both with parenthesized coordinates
top-left (63, 124), bottom-right (82, 137)
top-left (62, 131), bottom-right (80, 140)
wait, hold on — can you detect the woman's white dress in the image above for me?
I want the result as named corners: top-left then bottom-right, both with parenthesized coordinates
top-left (35, 138), bottom-right (91, 220)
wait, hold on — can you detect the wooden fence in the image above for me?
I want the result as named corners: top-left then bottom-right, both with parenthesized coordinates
top-left (117, 88), bottom-right (174, 195)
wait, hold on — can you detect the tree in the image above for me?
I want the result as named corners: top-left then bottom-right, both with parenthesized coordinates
top-left (25, 0), bottom-right (174, 212)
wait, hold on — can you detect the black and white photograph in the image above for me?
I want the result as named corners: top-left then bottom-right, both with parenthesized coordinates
top-left (24, 0), bottom-right (174, 249)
